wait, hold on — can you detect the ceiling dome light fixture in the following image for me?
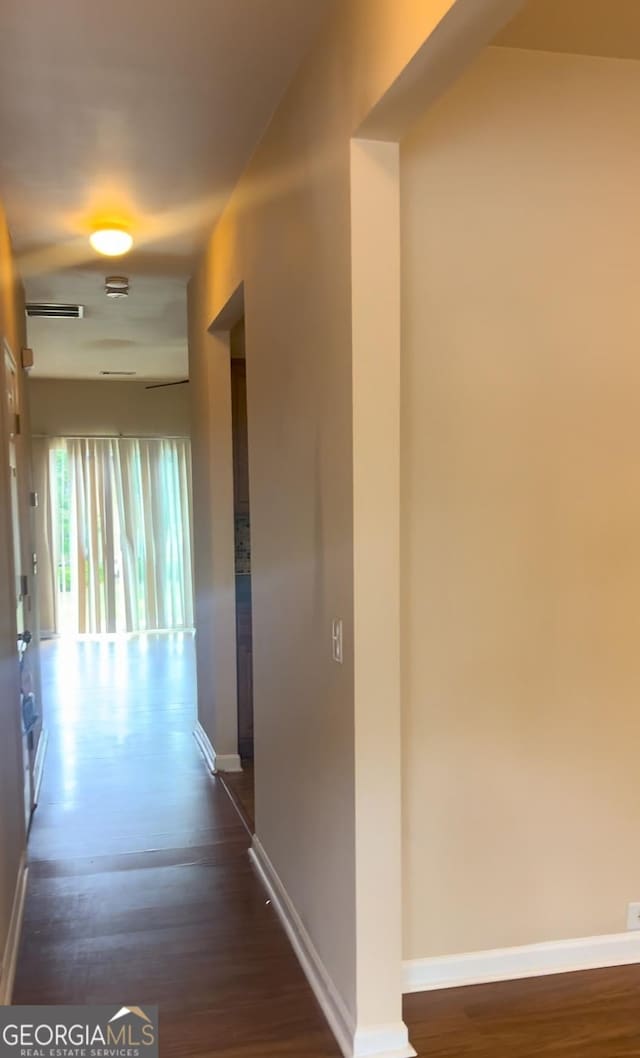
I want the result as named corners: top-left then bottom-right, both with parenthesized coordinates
top-left (89, 227), bottom-right (133, 257)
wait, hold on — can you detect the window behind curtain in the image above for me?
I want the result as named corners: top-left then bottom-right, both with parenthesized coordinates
top-left (47, 436), bottom-right (194, 635)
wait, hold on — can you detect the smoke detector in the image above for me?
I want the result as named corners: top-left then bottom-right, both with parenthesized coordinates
top-left (105, 276), bottom-right (129, 299)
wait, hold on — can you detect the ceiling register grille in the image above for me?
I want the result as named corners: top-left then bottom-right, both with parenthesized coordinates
top-left (26, 303), bottom-right (84, 319)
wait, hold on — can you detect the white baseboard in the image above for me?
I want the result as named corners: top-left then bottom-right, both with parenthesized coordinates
top-left (250, 837), bottom-right (415, 1058)
top-left (403, 931), bottom-right (640, 994)
top-left (352, 1026), bottom-right (416, 1058)
top-left (193, 721), bottom-right (242, 774)
top-left (193, 721), bottom-right (216, 771)
top-left (0, 857), bottom-right (28, 1005)
top-left (33, 728), bottom-right (48, 806)
top-left (214, 753), bottom-right (243, 772)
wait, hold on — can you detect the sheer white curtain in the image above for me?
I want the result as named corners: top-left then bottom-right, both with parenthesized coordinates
top-left (32, 437), bottom-right (58, 637)
top-left (39, 436), bottom-right (194, 634)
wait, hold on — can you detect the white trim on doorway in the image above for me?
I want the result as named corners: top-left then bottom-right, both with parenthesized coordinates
top-left (0, 855), bottom-right (28, 1005)
top-left (250, 836), bottom-right (415, 1058)
top-left (33, 728), bottom-right (48, 807)
top-left (193, 721), bottom-right (242, 773)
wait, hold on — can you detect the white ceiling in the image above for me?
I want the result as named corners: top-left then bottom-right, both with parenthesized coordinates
top-left (26, 271), bottom-right (187, 381)
top-left (0, 0), bottom-right (331, 379)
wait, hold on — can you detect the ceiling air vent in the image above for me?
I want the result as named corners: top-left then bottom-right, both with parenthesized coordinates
top-left (26, 303), bottom-right (84, 319)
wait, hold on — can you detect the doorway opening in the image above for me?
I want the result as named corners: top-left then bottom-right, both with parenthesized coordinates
top-left (4, 340), bottom-right (39, 828)
top-left (223, 316), bottom-right (255, 830)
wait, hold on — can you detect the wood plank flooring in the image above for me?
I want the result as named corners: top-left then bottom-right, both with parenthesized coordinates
top-left (405, 964), bottom-right (640, 1056)
top-left (220, 764), bottom-right (255, 833)
top-left (13, 635), bottom-right (340, 1057)
top-left (13, 635), bottom-right (640, 1056)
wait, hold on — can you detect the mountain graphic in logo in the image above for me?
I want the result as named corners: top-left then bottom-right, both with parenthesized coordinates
top-left (109, 1007), bottom-right (152, 1024)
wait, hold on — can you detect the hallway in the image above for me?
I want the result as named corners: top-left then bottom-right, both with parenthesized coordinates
top-left (13, 636), bottom-right (340, 1057)
top-left (12, 639), bottom-right (640, 1058)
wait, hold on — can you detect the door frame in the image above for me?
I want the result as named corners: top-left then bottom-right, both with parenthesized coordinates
top-left (2, 338), bottom-right (34, 827)
top-left (190, 284), bottom-right (246, 774)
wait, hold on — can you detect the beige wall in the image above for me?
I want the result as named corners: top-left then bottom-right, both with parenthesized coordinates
top-left (0, 201), bottom-right (28, 981)
top-left (30, 378), bottom-right (190, 437)
top-left (401, 45), bottom-right (640, 959)
top-left (188, 0), bottom-right (521, 1047)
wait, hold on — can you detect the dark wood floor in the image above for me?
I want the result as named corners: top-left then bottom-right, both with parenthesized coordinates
top-left (14, 636), bottom-right (640, 1057)
top-left (13, 635), bottom-right (340, 1057)
top-left (220, 764), bottom-right (255, 833)
top-left (406, 965), bottom-right (640, 1056)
